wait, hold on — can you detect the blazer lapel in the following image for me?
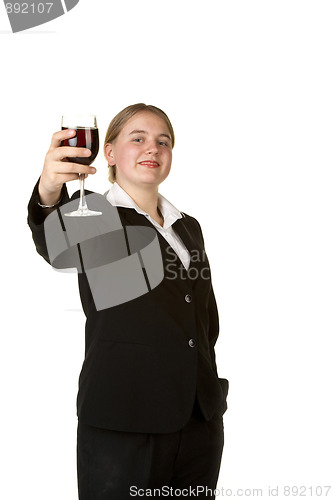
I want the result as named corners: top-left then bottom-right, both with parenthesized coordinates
top-left (116, 207), bottom-right (200, 282)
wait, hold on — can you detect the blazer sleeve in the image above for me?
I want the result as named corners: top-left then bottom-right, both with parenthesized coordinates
top-left (27, 178), bottom-right (70, 264)
top-left (189, 216), bottom-right (221, 376)
top-left (207, 285), bottom-right (220, 375)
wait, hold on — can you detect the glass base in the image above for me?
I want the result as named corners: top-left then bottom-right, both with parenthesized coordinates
top-left (64, 208), bottom-right (102, 217)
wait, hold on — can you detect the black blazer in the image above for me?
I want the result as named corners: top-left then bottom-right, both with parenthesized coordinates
top-left (28, 180), bottom-right (228, 433)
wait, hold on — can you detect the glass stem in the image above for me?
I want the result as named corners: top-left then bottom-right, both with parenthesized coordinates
top-left (78, 174), bottom-right (88, 211)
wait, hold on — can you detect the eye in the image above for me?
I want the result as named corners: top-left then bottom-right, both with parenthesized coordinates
top-left (133, 138), bottom-right (143, 143)
top-left (159, 141), bottom-right (169, 147)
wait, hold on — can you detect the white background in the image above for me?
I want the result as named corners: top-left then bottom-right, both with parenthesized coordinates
top-left (1, 1), bottom-right (332, 498)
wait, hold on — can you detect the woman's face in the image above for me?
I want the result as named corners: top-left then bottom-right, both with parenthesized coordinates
top-left (105, 111), bottom-right (173, 189)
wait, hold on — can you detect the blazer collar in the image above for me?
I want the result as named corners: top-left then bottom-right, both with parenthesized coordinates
top-left (105, 183), bottom-right (183, 230)
top-left (116, 207), bottom-right (201, 283)
top-left (116, 206), bottom-right (195, 253)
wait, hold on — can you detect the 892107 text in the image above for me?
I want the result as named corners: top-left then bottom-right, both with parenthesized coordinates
top-left (5, 3), bottom-right (53, 14)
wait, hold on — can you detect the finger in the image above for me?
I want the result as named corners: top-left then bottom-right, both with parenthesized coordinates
top-left (49, 129), bottom-right (77, 150)
top-left (58, 173), bottom-right (81, 183)
top-left (67, 173), bottom-right (89, 181)
top-left (51, 172), bottom-right (89, 185)
top-left (53, 146), bottom-right (91, 161)
top-left (53, 162), bottom-right (96, 175)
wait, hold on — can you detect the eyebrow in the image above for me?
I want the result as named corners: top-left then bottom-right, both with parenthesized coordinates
top-left (129, 129), bottom-right (171, 141)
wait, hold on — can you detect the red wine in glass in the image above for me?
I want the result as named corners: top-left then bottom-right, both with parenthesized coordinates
top-left (61, 114), bottom-right (102, 217)
top-left (61, 126), bottom-right (99, 166)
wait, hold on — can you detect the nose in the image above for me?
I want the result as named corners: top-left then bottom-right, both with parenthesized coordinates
top-left (145, 140), bottom-right (159, 155)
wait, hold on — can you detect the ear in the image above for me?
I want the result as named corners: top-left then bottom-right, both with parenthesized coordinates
top-left (104, 143), bottom-right (115, 165)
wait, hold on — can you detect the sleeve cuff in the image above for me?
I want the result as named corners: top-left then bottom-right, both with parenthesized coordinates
top-left (27, 178), bottom-right (69, 228)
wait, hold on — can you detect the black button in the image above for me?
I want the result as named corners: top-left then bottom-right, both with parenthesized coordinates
top-left (189, 339), bottom-right (196, 348)
top-left (185, 294), bottom-right (192, 303)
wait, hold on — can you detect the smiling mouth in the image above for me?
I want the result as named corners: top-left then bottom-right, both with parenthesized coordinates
top-left (139, 161), bottom-right (160, 167)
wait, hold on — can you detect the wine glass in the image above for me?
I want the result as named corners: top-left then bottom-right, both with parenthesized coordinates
top-left (61, 114), bottom-right (102, 217)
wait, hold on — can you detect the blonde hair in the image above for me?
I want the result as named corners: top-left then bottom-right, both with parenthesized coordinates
top-left (104, 103), bottom-right (175, 183)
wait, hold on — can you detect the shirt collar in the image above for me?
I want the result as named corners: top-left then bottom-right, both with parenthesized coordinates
top-left (105, 182), bottom-right (183, 230)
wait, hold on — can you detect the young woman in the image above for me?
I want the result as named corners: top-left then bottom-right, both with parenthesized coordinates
top-left (28, 104), bottom-right (229, 499)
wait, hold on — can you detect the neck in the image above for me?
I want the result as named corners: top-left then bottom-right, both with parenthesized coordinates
top-left (115, 179), bottom-right (163, 224)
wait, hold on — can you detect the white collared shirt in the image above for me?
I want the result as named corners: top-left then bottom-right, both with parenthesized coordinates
top-left (105, 182), bottom-right (191, 270)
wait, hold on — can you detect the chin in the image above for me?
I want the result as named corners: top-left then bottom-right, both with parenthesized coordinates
top-left (138, 173), bottom-right (167, 184)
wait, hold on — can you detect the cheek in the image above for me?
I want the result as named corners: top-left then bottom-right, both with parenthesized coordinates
top-left (165, 151), bottom-right (172, 168)
top-left (116, 146), bottom-right (137, 166)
